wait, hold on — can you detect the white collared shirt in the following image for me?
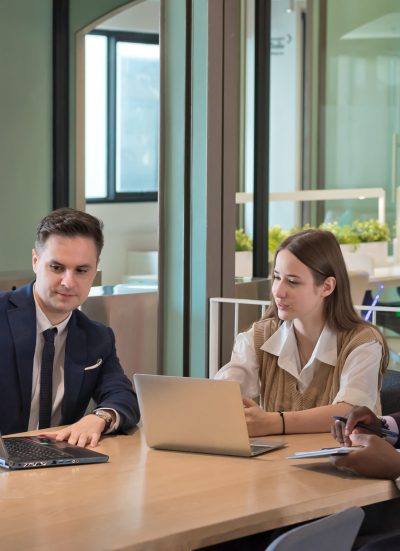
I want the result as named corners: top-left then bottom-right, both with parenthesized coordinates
top-left (28, 300), bottom-right (71, 430)
top-left (215, 320), bottom-right (383, 413)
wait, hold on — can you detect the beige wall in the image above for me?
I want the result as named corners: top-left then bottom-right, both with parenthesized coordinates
top-left (87, 203), bottom-right (158, 284)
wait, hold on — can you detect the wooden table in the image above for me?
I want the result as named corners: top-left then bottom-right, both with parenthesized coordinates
top-left (0, 430), bottom-right (398, 551)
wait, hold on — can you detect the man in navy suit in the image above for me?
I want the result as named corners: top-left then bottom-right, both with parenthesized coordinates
top-left (0, 208), bottom-right (139, 447)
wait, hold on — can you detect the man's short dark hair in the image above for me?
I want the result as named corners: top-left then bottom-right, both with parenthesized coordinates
top-left (35, 208), bottom-right (104, 258)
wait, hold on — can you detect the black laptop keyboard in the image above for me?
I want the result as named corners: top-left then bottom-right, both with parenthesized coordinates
top-left (4, 438), bottom-right (72, 461)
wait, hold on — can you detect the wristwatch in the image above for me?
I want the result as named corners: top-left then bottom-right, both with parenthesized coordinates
top-left (395, 475), bottom-right (400, 491)
top-left (92, 409), bottom-right (114, 433)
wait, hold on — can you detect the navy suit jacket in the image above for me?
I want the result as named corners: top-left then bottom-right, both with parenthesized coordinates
top-left (0, 282), bottom-right (140, 435)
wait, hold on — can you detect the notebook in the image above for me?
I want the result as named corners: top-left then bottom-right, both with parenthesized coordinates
top-left (134, 374), bottom-right (285, 457)
top-left (287, 446), bottom-right (400, 459)
top-left (0, 433), bottom-right (109, 470)
top-left (287, 447), bottom-right (355, 459)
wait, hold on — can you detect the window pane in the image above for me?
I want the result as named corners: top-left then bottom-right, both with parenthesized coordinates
top-left (323, 0), bottom-right (400, 230)
top-left (85, 35), bottom-right (108, 199)
top-left (115, 41), bottom-right (160, 193)
top-left (269, 0), bottom-right (300, 229)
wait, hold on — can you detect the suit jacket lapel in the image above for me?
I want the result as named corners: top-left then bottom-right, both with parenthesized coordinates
top-left (62, 311), bottom-right (87, 421)
top-left (7, 283), bottom-right (37, 423)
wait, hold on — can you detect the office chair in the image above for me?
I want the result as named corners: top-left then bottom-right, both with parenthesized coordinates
top-left (363, 287), bottom-right (400, 334)
top-left (265, 507), bottom-right (365, 551)
top-left (381, 369), bottom-right (400, 416)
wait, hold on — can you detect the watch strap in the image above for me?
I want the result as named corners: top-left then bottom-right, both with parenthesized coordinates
top-left (92, 409), bottom-right (113, 432)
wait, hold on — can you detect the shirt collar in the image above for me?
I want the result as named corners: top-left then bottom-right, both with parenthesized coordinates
top-left (261, 320), bottom-right (337, 367)
top-left (33, 285), bottom-right (71, 335)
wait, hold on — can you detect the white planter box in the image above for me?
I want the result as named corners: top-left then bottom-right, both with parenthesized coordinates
top-left (235, 251), bottom-right (253, 277)
top-left (341, 241), bottom-right (389, 269)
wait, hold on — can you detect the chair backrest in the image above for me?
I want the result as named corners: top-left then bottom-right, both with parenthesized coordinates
top-left (381, 369), bottom-right (400, 416)
top-left (265, 507), bottom-right (364, 551)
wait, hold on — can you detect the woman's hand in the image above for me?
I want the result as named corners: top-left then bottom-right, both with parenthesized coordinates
top-left (331, 433), bottom-right (400, 480)
top-left (331, 406), bottom-right (381, 446)
top-left (242, 397), bottom-right (282, 437)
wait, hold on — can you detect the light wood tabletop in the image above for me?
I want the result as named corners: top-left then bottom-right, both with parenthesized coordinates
top-left (0, 429), bottom-right (398, 551)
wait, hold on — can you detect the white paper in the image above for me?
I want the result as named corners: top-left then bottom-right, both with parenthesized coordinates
top-left (287, 447), bottom-right (355, 459)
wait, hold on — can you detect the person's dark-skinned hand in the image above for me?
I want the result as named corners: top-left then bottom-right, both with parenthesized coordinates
top-left (331, 405), bottom-right (382, 447)
top-left (331, 433), bottom-right (400, 479)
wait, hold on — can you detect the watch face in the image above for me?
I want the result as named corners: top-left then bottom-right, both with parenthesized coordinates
top-left (94, 411), bottom-right (113, 433)
top-left (396, 476), bottom-right (400, 491)
top-left (96, 411), bottom-right (112, 425)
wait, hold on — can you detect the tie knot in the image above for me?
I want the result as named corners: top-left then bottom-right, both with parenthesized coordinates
top-left (43, 327), bottom-right (57, 343)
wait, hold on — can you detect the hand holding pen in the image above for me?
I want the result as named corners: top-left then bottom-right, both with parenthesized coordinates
top-left (331, 406), bottom-right (399, 447)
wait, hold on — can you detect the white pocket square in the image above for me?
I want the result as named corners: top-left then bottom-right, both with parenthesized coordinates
top-left (84, 358), bottom-right (103, 371)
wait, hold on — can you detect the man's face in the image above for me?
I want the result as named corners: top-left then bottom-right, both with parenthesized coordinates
top-left (32, 234), bottom-right (98, 324)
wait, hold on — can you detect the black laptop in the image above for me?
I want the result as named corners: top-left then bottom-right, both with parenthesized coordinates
top-left (0, 433), bottom-right (109, 470)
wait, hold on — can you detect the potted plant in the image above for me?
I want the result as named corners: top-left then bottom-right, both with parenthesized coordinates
top-left (235, 229), bottom-right (253, 277)
top-left (321, 220), bottom-right (390, 267)
top-left (237, 219), bottom-right (390, 277)
top-left (351, 219), bottom-right (390, 266)
top-left (319, 222), bottom-right (360, 246)
top-left (268, 225), bottom-right (289, 261)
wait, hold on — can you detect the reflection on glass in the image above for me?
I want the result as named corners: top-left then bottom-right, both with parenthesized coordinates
top-left (269, 0), bottom-right (299, 229)
top-left (85, 34), bottom-right (108, 199)
top-left (324, 0), bottom-right (400, 231)
top-left (115, 42), bottom-right (160, 193)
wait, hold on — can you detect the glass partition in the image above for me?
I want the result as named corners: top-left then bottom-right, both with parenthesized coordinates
top-left (322, 0), bottom-right (400, 232)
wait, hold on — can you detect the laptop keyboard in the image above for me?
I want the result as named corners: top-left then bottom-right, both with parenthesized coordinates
top-left (4, 438), bottom-right (72, 461)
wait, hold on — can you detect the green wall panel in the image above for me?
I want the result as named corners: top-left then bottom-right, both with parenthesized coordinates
top-left (189, 0), bottom-right (208, 377)
top-left (0, 0), bottom-right (52, 272)
top-left (161, 0), bottom-right (186, 376)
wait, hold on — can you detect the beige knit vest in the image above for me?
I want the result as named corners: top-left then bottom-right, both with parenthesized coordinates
top-left (253, 318), bottom-right (388, 412)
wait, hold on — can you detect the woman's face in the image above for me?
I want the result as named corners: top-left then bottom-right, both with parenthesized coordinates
top-left (272, 249), bottom-right (332, 323)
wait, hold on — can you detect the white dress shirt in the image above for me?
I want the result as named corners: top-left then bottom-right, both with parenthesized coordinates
top-left (215, 320), bottom-right (383, 413)
top-left (28, 290), bottom-right (120, 431)
top-left (28, 301), bottom-right (71, 430)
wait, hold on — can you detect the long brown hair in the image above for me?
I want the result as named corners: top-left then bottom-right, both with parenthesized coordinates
top-left (265, 229), bottom-right (368, 332)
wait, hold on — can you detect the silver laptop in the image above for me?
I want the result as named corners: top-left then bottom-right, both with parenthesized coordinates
top-left (134, 374), bottom-right (285, 457)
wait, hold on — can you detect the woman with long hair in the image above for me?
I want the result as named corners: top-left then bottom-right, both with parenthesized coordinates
top-left (215, 229), bottom-right (389, 436)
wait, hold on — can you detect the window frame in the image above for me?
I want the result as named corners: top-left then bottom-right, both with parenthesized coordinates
top-left (86, 29), bottom-right (159, 204)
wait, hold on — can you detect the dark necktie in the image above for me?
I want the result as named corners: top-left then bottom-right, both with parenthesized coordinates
top-left (38, 328), bottom-right (57, 430)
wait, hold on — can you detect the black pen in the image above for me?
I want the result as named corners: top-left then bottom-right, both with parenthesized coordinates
top-left (333, 415), bottom-right (399, 439)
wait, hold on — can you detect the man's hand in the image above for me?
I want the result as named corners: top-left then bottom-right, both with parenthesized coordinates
top-left (331, 433), bottom-right (400, 479)
top-left (242, 397), bottom-right (281, 437)
top-left (40, 414), bottom-right (108, 448)
top-left (331, 406), bottom-right (381, 446)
